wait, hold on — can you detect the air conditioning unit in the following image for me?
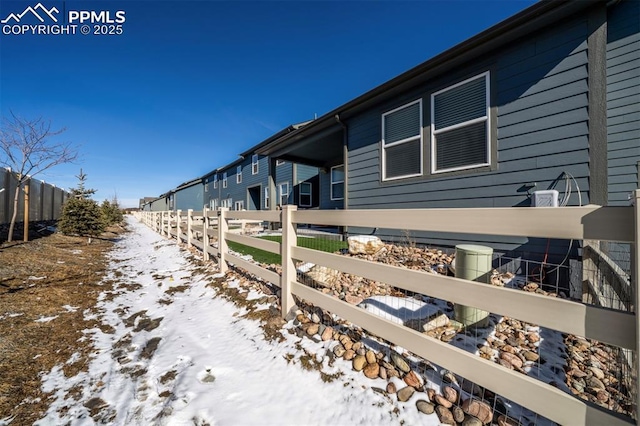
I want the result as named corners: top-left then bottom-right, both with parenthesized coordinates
top-left (532, 190), bottom-right (559, 207)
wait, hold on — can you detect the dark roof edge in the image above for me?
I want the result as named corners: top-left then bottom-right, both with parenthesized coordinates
top-left (259, 0), bottom-right (602, 154)
top-left (201, 120), bottom-right (314, 179)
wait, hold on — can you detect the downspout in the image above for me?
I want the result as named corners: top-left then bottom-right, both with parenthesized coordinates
top-left (335, 114), bottom-right (348, 239)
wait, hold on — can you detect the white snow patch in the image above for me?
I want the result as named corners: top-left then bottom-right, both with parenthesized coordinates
top-left (34, 315), bottom-right (58, 323)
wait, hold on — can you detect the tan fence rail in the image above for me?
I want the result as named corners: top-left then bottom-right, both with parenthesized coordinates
top-left (134, 190), bottom-right (640, 425)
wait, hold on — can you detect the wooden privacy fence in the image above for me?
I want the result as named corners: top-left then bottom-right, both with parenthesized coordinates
top-left (135, 190), bottom-right (640, 425)
top-left (0, 168), bottom-right (69, 226)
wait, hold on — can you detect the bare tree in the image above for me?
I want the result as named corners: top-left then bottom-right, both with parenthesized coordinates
top-left (0, 112), bottom-right (78, 242)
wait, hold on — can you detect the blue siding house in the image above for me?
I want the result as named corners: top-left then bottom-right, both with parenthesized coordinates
top-left (254, 0), bottom-right (639, 297)
top-left (173, 178), bottom-right (204, 211)
top-left (202, 122), bottom-right (320, 211)
top-left (256, 0), bottom-right (639, 247)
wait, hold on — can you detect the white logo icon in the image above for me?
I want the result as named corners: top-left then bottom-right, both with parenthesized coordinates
top-left (1, 3), bottom-right (59, 24)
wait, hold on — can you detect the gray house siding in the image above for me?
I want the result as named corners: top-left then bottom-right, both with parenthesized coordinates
top-left (607, 0), bottom-right (640, 207)
top-left (602, 0), bottom-right (639, 269)
top-left (174, 182), bottom-right (204, 211)
top-left (293, 164), bottom-right (319, 208)
top-left (345, 13), bottom-right (593, 259)
top-left (319, 169), bottom-right (344, 210)
top-left (240, 155), bottom-right (268, 210)
top-left (150, 197), bottom-right (169, 212)
top-left (275, 161), bottom-right (294, 206)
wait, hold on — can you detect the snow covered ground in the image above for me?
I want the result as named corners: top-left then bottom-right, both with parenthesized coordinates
top-left (35, 216), bottom-right (440, 425)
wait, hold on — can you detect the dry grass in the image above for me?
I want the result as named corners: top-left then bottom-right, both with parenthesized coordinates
top-left (0, 226), bottom-right (124, 425)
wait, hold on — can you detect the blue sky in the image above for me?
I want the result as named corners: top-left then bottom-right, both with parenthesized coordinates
top-left (1, 0), bottom-right (537, 207)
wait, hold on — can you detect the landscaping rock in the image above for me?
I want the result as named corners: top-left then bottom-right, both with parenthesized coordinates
top-left (442, 385), bottom-right (458, 403)
top-left (348, 236), bottom-right (384, 255)
top-left (461, 399), bottom-right (493, 425)
top-left (321, 326), bottom-right (333, 341)
top-left (352, 355), bottom-right (367, 372)
top-left (416, 400), bottom-right (435, 415)
top-left (403, 370), bottom-right (422, 388)
top-left (363, 362), bottom-right (380, 379)
top-left (435, 405), bottom-right (455, 425)
top-left (462, 415), bottom-right (484, 426)
top-left (423, 313), bottom-right (450, 332)
top-left (452, 405), bottom-right (465, 423)
top-left (386, 382), bottom-right (397, 394)
top-left (434, 394), bottom-right (453, 408)
top-left (390, 351), bottom-right (411, 373)
top-left (365, 350), bottom-right (376, 364)
top-left (397, 386), bottom-right (415, 402)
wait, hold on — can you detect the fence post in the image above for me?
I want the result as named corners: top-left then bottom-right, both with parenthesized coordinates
top-left (218, 207), bottom-right (228, 273)
top-left (634, 189), bottom-right (640, 420)
top-left (280, 205), bottom-right (297, 318)
top-left (166, 211), bottom-right (171, 238)
top-left (23, 179), bottom-right (30, 242)
top-left (203, 207), bottom-right (210, 261)
top-left (175, 209), bottom-right (182, 244)
top-left (187, 209), bottom-right (193, 248)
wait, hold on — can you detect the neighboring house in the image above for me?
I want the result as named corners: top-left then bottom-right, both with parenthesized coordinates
top-left (149, 192), bottom-right (172, 212)
top-left (202, 122), bottom-right (319, 212)
top-left (139, 197), bottom-right (156, 211)
top-left (173, 178), bottom-right (204, 211)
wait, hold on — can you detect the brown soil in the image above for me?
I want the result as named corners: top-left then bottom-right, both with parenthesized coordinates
top-left (0, 225), bottom-right (125, 425)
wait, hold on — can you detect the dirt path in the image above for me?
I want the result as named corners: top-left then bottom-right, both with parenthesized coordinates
top-left (0, 226), bottom-right (124, 425)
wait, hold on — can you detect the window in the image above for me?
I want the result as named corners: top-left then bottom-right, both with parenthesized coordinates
top-left (204, 181), bottom-right (208, 193)
top-left (331, 165), bottom-right (344, 201)
top-left (252, 154), bottom-right (259, 175)
top-left (382, 99), bottom-right (422, 181)
top-left (168, 195), bottom-right (174, 210)
top-left (222, 172), bottom-right (228, 188)
top-left (264, 187), bottom-right (270, 209)
top-left (234, 200), bottom-right (244, 211)
top-left (236, 165), bottom-right (242, 184)
top-left (221, 198), bottom-right (232, 208)
top-left (278, 182), bottom-right (289, 206)
top-left (209, 198), bottom-right (218, 210)
top-left (431, 72), bottom-right (490, 173)
top-left (299, 182), bottom-right (312, 207)
top-left (276, 159), bottom-right (285, 166)
top-left (213, 174), bottom-right (218, 189)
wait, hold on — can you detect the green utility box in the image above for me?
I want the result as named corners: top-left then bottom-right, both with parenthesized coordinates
top-left (454, 244), bottom-right (493, 328)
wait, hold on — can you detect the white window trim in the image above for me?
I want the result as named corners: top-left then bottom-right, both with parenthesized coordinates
top-left (264, 187), bottom-right (269, 209)
top-left (278, 182), bottom-right (289, 206)
top-left (299, 182), bottom-right (312, 207)
top-left (213, 174), bottom-right (218, 189)
top-left (204, 182), bottom-right (208, 192)
top-left (430, 71), bottom-right (491, 174)
top-left (236, 165), bottom-right (242, 184)
top-left (252, 154), bottom-right (259, 175)
top-left (381, 99), bottom-right (423, 182)
top-left (234, 200), bottom-right (244, 211)
top-left (222, 172), bottom-right (228, 188)
top-left (276, 159), bottom-right (285, 166)
top-left (330, 165), bottom-right (344, 201)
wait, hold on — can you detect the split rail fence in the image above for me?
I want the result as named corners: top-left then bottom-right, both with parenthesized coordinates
top-left (134, 189), bottom-right (640, 425)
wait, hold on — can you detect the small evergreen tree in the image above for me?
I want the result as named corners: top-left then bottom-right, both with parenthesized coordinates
top-left (101, 197), bottom-right (123, 226)
top-left (58, 170), bottom-right (105, 243)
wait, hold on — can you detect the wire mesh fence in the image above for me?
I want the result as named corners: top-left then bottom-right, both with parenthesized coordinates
top-left (149, 206), bottom-right (637, 424)
top-left (289, 224), bottom-right (637, 422)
